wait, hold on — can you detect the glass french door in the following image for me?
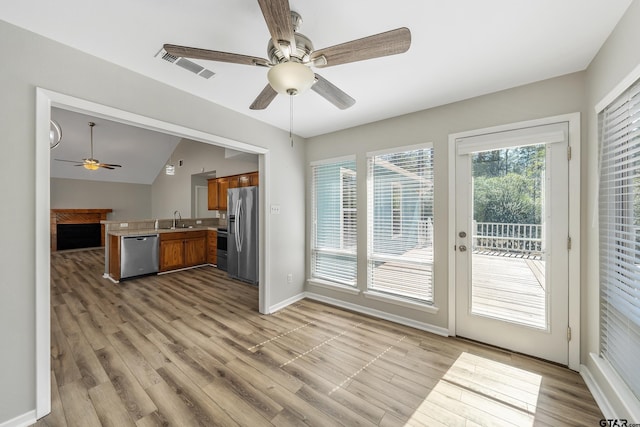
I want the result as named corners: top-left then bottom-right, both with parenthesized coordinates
top-left (454, 123), bottom-right (569, 365)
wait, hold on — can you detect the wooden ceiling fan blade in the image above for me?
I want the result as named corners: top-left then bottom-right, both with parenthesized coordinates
top-left (99, 165), bottom-right (116, 170)
top-left (250, 84), bottom-right (278, 110)
top-left (100, 163), bottom-right (122, 168)
top-left (55, 159), bottom-right (83, 164)
top-left (257, 0), bottom-right (295, 59)
top-left (163, 44), bottom-right (271, 67)
top-left (310, 27), bottom-right (411, 68)
top-left (311, 74), bottom-right (356, 110)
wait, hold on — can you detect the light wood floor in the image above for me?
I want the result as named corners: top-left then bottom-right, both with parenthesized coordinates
top-left (35, 249), bottom-right (603, 427)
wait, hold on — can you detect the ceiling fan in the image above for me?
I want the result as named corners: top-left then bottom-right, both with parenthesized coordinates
top-left (55, 122), bottom-right (122, 170)
top-left (163, 0), bottom-right (411, 110)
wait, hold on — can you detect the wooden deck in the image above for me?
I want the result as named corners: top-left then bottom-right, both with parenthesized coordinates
top-left (370, 247), bottom-right (547, 329)
top-left (472, 253), bottom-right (546, 329)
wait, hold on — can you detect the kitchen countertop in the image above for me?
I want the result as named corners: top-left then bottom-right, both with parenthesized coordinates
top-left (108, 226), bottom-right (219, 237)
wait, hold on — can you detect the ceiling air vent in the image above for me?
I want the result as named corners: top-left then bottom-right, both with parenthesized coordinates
top-left (155, 48), bottom-right (215, 80)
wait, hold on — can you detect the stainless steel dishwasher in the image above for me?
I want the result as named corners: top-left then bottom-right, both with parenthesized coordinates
top-left (120, 234), bottom-right (159, 279)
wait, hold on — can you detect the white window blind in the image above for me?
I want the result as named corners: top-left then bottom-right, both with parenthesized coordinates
top-left (311, 158), bottom-right (357, 286)
top-left (367, 147), bottom-right (434, 302)
top-left (599, 77), bottom-right (640, 400)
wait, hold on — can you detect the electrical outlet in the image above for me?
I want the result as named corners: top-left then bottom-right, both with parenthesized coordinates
top-left (271, 205), bottom-right (281, 215)
top-left (287, 273), bottom-right (293, 284)
top-left (196, 220), bottom-right (202, 224)
top-left (120, 223), bottom-right (128, 228)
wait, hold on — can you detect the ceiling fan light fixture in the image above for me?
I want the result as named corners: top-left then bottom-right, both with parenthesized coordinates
top-left (83, 160), bottom-right (100, 171)
top-left (267, 62), bottom-right (315, 95)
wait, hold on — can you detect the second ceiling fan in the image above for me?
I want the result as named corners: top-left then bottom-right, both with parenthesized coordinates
top-left (55, 122), bottom-right (122, 171)
top-left (164, 0), bottom-right (411, 110)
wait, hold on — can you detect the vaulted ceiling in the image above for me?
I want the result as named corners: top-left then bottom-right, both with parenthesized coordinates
top-left (50, 108), bottom-right (182, 184)
top-left (3, 0), bottom-right (633, 140)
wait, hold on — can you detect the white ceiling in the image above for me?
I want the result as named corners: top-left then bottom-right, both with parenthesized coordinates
top-left (3, 0), bottom-right (633, 138)
top-left (50, 108), bottom-right (181, 184)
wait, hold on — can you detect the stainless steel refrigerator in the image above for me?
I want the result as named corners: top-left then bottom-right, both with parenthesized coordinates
top-left (227, 186), bottom-right (258, 285)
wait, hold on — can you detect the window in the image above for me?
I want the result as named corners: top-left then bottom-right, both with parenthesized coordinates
top-left (367, 146), bottom-right (434, 302)
top-left (311, 157), bottom-right (357, 286)
top-left (599, 77), bottom-right (640, 400)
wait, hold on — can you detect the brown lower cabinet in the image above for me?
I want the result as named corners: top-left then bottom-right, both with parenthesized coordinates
top-left (207, 230), bottom-right (217, 265)
top-left (109, 234), bottom-right (121, 281)
top-left (160, 230), bottom-right (207, 272)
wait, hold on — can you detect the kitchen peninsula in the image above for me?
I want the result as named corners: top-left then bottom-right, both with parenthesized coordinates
top-left (102, 217), bottom-right (223, 282)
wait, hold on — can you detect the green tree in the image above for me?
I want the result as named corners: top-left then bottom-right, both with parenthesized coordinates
top-left (472, 145), bottom-right (545, 225)
top-left (474, 173), bottom-right (540, 224)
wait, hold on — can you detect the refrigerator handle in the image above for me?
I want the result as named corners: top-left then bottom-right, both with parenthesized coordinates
top-left (235, 198), bottom-right (241, 251)
top-left (238, 201), bottom-right (244, 251)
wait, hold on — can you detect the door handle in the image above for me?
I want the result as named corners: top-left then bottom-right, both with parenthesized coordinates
top-left (459, 245), bottom-right (467, 252)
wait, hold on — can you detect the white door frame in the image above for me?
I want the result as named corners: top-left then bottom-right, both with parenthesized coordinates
top-left (447, 112), bottom-right (581, 370)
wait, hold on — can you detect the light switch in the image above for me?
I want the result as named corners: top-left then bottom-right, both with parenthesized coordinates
top-left (271, 205), bottom-right (281, 215)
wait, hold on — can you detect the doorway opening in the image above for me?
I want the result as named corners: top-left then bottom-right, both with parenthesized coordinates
top-left (35, 88), bottom-right (270, 418)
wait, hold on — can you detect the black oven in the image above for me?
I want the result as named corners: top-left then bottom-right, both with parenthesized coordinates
top-left (217, 228), bottom-right (228, 271)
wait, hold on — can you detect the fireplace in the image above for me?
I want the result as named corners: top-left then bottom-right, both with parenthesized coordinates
top-left (56, 223), bottom-right (101, 250)
top-left (50, 209), bottom-right (112, 251)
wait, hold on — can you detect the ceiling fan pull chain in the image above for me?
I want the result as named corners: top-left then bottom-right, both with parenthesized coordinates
top-left (290, 94), bottom-right (294, 147)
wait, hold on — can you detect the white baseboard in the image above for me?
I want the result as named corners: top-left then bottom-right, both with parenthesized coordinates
top-left (304, 292), bottom-right (450, 337)
top-left (0, 410), bottom-right (36, 427)
top-left (581, 353), bottom-right (640, 420)
top-left (581, 363), bottom-right (615, 419)
top-left (267, 292), bottom-right (306, 313)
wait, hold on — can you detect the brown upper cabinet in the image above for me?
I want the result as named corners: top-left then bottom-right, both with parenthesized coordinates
top-left (248, 171), bottom-right (259, 187)
top-left (217, 178), bottom-right (229, 211)
top-left (207, 178), bottom-right (219, 210)
top-left (208, 171), bottom-right (257, 211)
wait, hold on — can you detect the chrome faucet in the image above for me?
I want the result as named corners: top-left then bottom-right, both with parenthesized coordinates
top-left (172, 210), bottom-right (181, 229)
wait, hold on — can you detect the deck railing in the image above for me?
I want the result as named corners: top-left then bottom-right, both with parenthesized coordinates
top-left (473, 222), bottom-right (543, 257)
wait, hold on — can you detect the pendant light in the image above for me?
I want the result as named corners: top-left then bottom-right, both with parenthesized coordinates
top-left (50, 119), bottom-right (62, 149)
top-left (166, 154), bottom-right (175, 175)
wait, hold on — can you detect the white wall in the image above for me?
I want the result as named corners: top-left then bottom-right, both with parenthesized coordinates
top-left (151, 138), bottom-right (258, 219)
top-left (0, 19), bottom-right (305, 424)
top-left (584, 0), bottom-right (640, 419)
top-left (51, 178), bottom-right (152, 220)
top-left (306, 72), bottom-right (586, 330)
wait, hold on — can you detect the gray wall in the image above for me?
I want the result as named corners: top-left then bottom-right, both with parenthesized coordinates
top-left (51, 178), bottom-right (152, 220)
top-left (306, 72), bottom-right (586, 329)
top-left (0, 19), bottom-right (305, 423)
top-left (151, 139), bottom-right (258, 219)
